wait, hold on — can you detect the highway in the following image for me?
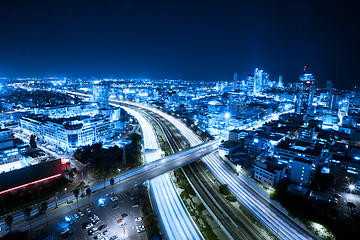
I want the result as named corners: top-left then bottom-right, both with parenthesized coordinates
top-left (136, 105), bottom-right (269, 240)
top-left (133, 105), bottom-right (272, 240)
top-left (121, 106), bottom-right (204, 240)
top-left (117, 100), bottom-right (319, 240)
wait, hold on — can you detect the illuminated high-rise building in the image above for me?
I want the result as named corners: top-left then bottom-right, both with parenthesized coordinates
top-left (278, 75), bottom-right (284, 88)
top-left (326, 80), bottom-right (333, 90)
top-left (93, 83), bottom-right (110, 109)
top-left (234, 72), bottom-right (238, 82)
top-left (246, 68), bottom-right (269, 94)
top-left (296, 67), bottom-right (315, 115)
top-left (247, 74), bottom-right (255, 95)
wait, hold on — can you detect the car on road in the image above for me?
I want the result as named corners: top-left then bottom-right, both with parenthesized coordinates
top-left (136, 225), bottom-right (146, 233)
top-left (130, 196), bottom-right (138, 200)
top-left (132, 202), bottom-right (139, 207)
top-left (110, 196), bottom-right (118, 201)
top-left (112, 204), bottom-right (119, 209)
top-left (85, 222), bottom-right (94, 229)
top-left (94, 233), bottom-right (102, 239)
top-left (82, 222), bottom-right (92, 229)
top-left (351, 208), bottom-right (358, 216)
top-left (98, 224), bottom-right (107, 231)
top-left (135, 217), bottom-right (143, 222)
top-left (121, 213), bottom-right (128, 218)
top-left (333, 193), bottom-right (341, 198)
top-left (61, 228), bottom-right (72, 238)
top-left (110, 236), bottom-right (118, 240)
top-left (88, 227), bottom-right (98, 235)
top-left (117, 218), bottom-right (123, 223)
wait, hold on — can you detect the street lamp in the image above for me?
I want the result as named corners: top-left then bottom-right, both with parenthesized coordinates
top-left (65, 188), bottom-right (68, 204)
top-left (236, 165), bottom-right (242, 175)
top-left (349, 184), bottom-right (356, 192)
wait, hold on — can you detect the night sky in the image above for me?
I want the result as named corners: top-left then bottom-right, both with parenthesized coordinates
top-left (0, 0), bottom-right (359, 89)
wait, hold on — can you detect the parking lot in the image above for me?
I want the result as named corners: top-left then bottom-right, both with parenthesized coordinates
top-left (51, 191), bottom-right (147, 240)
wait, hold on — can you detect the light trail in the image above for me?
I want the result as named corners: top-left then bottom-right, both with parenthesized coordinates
top-left (122, 107), bottom-right (203, 240)
top-left (120, 101), bottom-right (317, 240)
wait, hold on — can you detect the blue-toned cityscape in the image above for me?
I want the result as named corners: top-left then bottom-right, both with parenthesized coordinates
top-left (0, 68), bottom-right (359, 240)
top-left (1, 1), bottom-right (360, 240)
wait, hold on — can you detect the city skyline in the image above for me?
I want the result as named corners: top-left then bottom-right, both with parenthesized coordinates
top-left (0, 0), bottom-right (360, 89)
top-left (1, 1), bottom-right (360, 239)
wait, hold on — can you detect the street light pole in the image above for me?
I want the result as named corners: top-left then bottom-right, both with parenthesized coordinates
top-left (65, 188), bottom-right (68, 204)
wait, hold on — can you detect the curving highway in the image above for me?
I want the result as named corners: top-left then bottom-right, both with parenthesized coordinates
top-left (119, 101), bottom-right (318, 240)
top-left (122, 106), bottom-right (204, 240)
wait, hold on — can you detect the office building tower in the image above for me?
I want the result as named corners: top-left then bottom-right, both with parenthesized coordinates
top-left (229, 92), bottom-right (246, 113)
top-left (93, 83), bottom-right (110, 109)
top-left (247, 74), bottom-right (255, 95)
top-left (296, 69), bottom-right (315, 115)
top-left (278, 75), bottom-right (283, 88)
top-left (234, 72), bottom-right (238, 82)
top-left (326, 80), bottom-right (333, 90)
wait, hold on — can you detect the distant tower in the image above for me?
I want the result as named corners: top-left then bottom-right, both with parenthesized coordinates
top-left (93, 83), bottom-right (110, 109)
top-left (234, 73), bottom-right (238, 82)
top-left (296, 66), bottom-right (315, 115)
top-left (326, 80), bottom-right (333, 90)
top-left (278, 75), bottom-right (283, 88)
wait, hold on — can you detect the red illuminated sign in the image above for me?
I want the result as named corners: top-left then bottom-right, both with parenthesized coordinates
top-left (0, 174), bottom-right (62, 195)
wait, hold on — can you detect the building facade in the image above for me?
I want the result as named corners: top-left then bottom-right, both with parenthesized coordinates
top-left (20, 114), bottom-right (113, 151)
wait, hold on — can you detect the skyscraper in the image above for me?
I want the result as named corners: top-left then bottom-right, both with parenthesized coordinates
top-left (296, 68), bottom-right (315, 115)
top-left (326, 80), bottom-right (333, 90)
top-left (247, 68), bottom-right (270, 95)
top-left (93, 83), bottom-right (110, 109)
top-left (278, 75), bottom-right (283, 88)
top-left (234, 72), bottom-right (238, 82)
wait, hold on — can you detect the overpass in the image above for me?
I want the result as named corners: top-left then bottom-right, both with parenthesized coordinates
top-left (93, 138), bottom-right (221, 191)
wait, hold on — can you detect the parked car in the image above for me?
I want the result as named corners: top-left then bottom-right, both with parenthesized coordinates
top-left (132, 203), bottom-right (139, 208)
top-left (98, 225), bottom-right (107, 231)
top-left (333, 193), bottom-right (341, 198)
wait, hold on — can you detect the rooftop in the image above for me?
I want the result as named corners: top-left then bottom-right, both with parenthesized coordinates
top-left (0, 159), bottom-right (66, 194)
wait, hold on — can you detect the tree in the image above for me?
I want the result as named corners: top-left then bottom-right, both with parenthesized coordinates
top-left (73, 188), bottom-right (80, 210)
top-left (110, 178), bottom-right (115, 195)
top-left (30, 134), bottom-right (37, 148)
top-left (86, 188), bottom-right (92, 205)
top-left (5, 216), bottom-right (14, 234)
top-left (41, 201), bottom-right (48, 225)
top-left (23, 207), bottom-right (32, 232)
